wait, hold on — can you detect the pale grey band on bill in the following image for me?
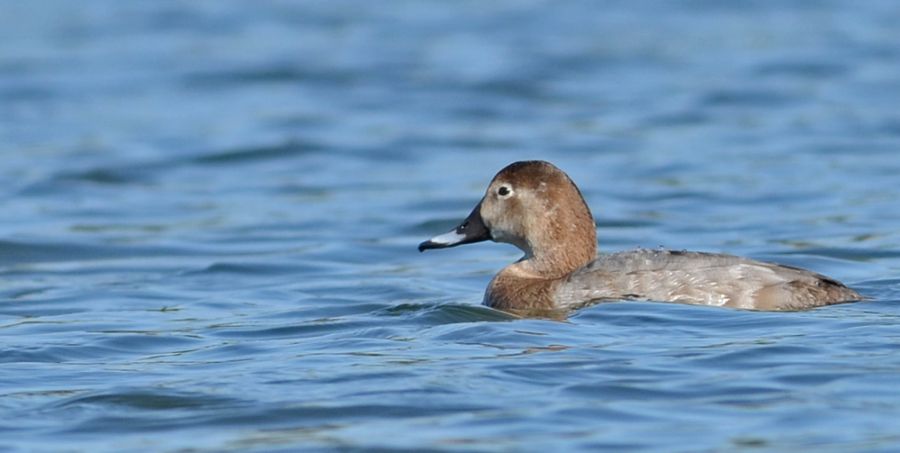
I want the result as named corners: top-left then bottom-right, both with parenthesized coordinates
top-left (426, 230), bottom-right (467, 246)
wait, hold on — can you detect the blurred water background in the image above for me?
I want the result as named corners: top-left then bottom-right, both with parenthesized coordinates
top-left (2, 1), bottom-right (900, 451)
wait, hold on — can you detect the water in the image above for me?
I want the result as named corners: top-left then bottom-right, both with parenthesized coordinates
top-left (2, 1), bottom-right (900, 451)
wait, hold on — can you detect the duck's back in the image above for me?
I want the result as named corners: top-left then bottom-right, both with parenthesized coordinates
top-left (559, 249), bottom-right (861, 310)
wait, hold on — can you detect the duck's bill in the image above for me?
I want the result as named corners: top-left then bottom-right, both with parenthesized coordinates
top-left (418, 203), bottom-right (490, 252)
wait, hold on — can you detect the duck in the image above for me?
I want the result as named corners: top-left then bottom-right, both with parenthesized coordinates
top-left (418, 160), bottom-right (862, 312)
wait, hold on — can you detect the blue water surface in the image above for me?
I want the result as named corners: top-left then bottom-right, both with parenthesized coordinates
top-left (2, 1), bottom-right (900, 451)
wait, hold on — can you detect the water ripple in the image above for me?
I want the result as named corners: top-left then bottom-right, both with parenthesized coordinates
top-left (3, 1), bottom-right (900, 451)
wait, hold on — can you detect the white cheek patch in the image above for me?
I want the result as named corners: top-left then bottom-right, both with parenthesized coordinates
top-left (428, 230), bottom-right (467, 246)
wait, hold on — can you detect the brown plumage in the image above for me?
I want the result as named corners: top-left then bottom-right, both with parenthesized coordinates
top-left (419, 160), bottom-right (862, 312)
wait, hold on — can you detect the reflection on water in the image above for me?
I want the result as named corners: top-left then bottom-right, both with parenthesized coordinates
top-left (2, 1), bottom-right (900, 451)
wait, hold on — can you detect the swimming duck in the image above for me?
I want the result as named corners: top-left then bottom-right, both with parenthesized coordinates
top-left (419, 160), bottom-right (861, 311)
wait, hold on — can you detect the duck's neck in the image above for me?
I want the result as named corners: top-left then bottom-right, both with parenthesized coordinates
top-left (521, 222), bottom-right (597, 279)
top-left (484, 238), bottom-right (596, 311)
top-left (520, 249), bottom-right (594, 280)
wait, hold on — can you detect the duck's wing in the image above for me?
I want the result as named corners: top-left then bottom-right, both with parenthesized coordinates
top-left (559, 249), bottom-right (861, 310)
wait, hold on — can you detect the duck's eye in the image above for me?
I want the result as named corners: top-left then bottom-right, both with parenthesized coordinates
top-left (497, 186), bottom-right (511, 197)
